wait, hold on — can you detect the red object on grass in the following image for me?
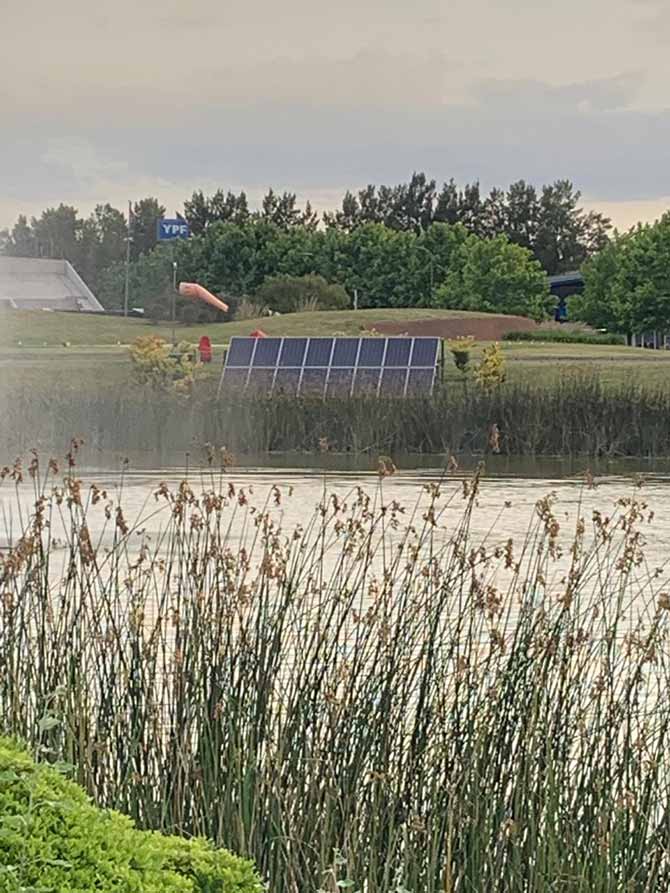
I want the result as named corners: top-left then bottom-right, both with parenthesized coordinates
top-left (249, 329), bottom-right (267, 338)
top-left (198, 335), bottom-right (212, 364)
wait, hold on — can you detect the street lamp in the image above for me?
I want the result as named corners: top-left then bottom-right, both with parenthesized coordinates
top-left (415, 244), bottom-right (448, 304)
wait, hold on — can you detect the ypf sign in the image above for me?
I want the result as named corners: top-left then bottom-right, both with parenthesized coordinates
top-left (157, 219), bottom-right (191, 241)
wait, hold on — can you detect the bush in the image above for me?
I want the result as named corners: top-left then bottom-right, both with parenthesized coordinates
top-left (447, 335), bottom-right (475, 374)
top-left (129, 335), bottom-right (202, 394)
top-left (503, 329), bottom-right (625, 345)
top-left (254, 273), bottom-right (349, 314)
top-left (0, 738), bottom-right (262, 893)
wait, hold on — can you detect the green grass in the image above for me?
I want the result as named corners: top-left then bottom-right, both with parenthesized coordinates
top-left (3, 308), bottom-right (670, 396)
top-left (0, 307), bottom-right (500, 348)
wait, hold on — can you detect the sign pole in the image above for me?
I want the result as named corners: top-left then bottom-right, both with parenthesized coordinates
top-left (171, 245), bottom-right (177, 346)
top-left (124, 200), bottom-right (131, 317)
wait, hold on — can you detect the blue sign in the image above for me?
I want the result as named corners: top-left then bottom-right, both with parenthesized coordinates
top-left (157, 219), bottom-right (190, 241)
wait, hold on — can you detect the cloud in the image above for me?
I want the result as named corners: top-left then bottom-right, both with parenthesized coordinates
top-left (1, 0), bottom-right (669, 230)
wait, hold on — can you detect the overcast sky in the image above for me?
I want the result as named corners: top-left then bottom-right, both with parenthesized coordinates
top-left (2, 0), bottom-right (669, 230)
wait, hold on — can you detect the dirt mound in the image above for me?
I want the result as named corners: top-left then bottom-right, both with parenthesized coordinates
top-left (366, 315), bottom-right (537, 341)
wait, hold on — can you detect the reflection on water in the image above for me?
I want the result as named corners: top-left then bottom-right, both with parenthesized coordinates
top-left (71, 445), bottom-right (670, 481)
top-left (3, 453), bottom-right (670, 578)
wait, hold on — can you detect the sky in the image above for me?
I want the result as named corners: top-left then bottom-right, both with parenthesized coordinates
top-left (1, 0), bottom-right (669, 231)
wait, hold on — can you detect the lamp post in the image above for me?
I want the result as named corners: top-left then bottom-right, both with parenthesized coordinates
top-left (415, 244), bottom-right (448, 305)
top-left (171, 257), bottom-right (178, 346)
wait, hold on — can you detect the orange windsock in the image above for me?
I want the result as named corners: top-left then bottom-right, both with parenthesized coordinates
top-left (178, 282), bottom-right (229, 313)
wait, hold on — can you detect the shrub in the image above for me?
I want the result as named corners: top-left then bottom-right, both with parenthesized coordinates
top-left (234, 298), bottom-right (269, 321)
top-left (503, 329), bottom-right (625, 345)
top-left (474, 342), bottom-right (506, 392)
top-left (254, 274), bottom-right (349, 314)
top-left (447, 335), bottom-right (475, 374)
top-left (0, 738), bottom-right (262, 893)
top-left (129, 335), bottom-right (202, 394)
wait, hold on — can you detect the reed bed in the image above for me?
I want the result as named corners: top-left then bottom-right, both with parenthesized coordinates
top-left (2, 450), bottom-right (670, 891)
top-left (4, 374), bottom-right (670, 458)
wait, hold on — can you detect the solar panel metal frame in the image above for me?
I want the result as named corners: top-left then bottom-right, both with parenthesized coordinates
top-left (218, 335), bottom-right (439, 398)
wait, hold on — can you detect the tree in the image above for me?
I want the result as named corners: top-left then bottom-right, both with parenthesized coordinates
top-left (412, 223), bottom-right (469, 304)
top-left (260, 189), bottom-right (301, 229)
top-left (503, 180), bottom-right (538, 251)
top-left (574, 237), bottom-right (623, 330)
top-left (130, 197), bottom-right (166, 259)
top-left (184, 189), bottom-right (250, 235)
top-left (3, 215), bottom-right (38, 256)
top-left (435, 234), bottom-right (550, 319)
top-left (595, 216), bottom-right (670, 334)
top-left (31, 204), bottom-right (80, 260)
top-left (534, 180), bottom-right (610, 274)
top-left (323, 223), bottom-right (418, 308)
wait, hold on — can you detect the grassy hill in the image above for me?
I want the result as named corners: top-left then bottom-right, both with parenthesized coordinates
top-left (2, 307), bottom-right (670, 392)
top-left (0, 307), bottom-right (512, 348)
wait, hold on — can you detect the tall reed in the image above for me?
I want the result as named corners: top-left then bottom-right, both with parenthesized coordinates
top-left (4, 374), bottom-right (670, 458)
top-left (2, 450), bottom-right (670, 890)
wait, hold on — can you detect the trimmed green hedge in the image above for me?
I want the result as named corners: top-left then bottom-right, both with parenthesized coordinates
top-left (503, 328), bottom-right (625, 345)
top-left (0, 738), bottom-right (263, 893)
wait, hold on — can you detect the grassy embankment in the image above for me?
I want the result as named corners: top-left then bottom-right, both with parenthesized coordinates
top-left (2, 459), bottom-right (670, 890)
top-left (4, 307), bottom-right (670, 391)
top-left (3, 308), bottom-right (670, 457)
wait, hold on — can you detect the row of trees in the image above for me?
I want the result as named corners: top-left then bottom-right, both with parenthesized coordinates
top-left (182, 175), bottom-right (610, 275)
top-left (0, 199), bottom-right (165, 292)
top-left (97, 219), bottom-right (550, 322)
top-left (1, 175), bottom-right (609, 295)
top-left (575, 213), bottom-right (670, 335)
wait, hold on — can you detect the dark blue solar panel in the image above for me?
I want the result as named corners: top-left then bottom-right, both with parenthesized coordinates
top-left (327, 368), bottom-right (354, 397)
top-left (406, 368), bottom-right (435, 396)
top-left (379, 368), bottom-right (408, 396)
top-left (332, 338), bottom-right (359, 366)
top-left (384, 338), bottom-right (412, 367)
top-left (358, 338), bottom-right (386, 367)
top-left (279, 338), bottom-right (307, 367)
top-left (305, 338), bottom-right (334, 367)
top-left (226, 337), bottom-right (255, 367)
top-left (300, 368), bottom-right (328, 397)
top-left (274, 368), bottom-right (301, 396)
top-left (410, 338), bottom-right (439, 367)
top-left (222, 335), bottom-right (439, 400)
top-left (246, 368), bottom-right (275, 395)
top-left (353, 368), bottom-right (381, 396)
top-left (252, 338), bottom-right (282, 367)
top-left (221, 367), bottom-right (249, 390)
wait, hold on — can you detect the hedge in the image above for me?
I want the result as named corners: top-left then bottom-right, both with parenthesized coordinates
top-left (0, 738), bottom-right (263, 893)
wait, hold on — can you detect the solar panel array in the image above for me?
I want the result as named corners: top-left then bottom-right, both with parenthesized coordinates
top-left (219, 336), bottom-right (440, 398)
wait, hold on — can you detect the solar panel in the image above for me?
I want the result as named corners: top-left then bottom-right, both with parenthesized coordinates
top-left (358, 338), bottom-right (385, 367)
top-left (305, 338), bottom-right (334, 366)
top-left (327, 368), bottom-right (355, 397)
top-left (274, 368), bottom-right (301, 396)
top-left (379, 368), bottom-right (408, 396)
top-left (253, 338), bottom-right (282, 366)
top-left (279, 338), bottom-right (307, 367)
top-left (353, 367), bottom-right (382, 396)
top-left (226, 338), bottom-right (256, 367)
top-left (384, 338), bottom-right (412, 367)
top-left (410, 338), bottom-right (439, 367)
top-left (332, 338), bottom-right (360, 366)
top-left (301, 368), bottom-right (328, 396)
top-left (219, 336), bottom-right (439, 399)
top-left (246, 368), bottom-right (275, 395)
top-left (406, 368), bottom-right (436, 396)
